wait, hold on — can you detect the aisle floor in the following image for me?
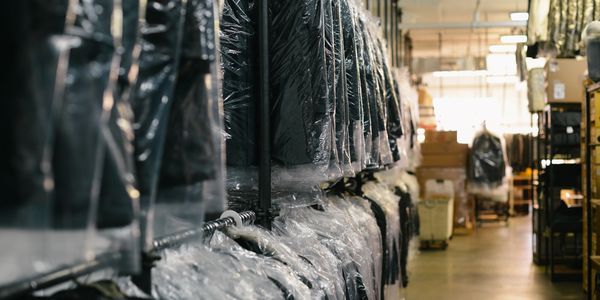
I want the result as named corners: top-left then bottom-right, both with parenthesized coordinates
top-left (404, 216), bottom-right (584, 300)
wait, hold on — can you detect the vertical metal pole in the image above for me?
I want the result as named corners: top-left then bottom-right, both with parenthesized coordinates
top-left (258, 0), bottom-right (272, 229)
top-left (586, 90), bottom-right (592, 298)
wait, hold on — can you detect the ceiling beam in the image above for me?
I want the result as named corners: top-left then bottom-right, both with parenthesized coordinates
top-left (398, 20), bottom-right (526, 30)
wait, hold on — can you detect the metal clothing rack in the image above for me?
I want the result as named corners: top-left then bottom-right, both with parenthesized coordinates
top-left (0, 0), bottom-right (411, 297)
top-left (0, 252), bottom-right (123, 300)
top-left (131, 210), bottom-right (257, 294)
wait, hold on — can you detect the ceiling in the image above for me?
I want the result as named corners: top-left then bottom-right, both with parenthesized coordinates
top-left (399, 0), bottom-right (528, 59)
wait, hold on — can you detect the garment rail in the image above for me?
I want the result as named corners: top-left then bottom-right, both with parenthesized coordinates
top-left (132, 210), bottom-right (257, 294)
top-left (0, 252), bottom-right (122, 300)
top-left (151, 211), bottom-right (257, 252)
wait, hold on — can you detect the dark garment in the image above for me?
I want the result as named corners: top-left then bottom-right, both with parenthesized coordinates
top-left (158, 0), bottom-right (219, 192)
top-left (97, 0), bottom-right (143, 229)
top-left (340, 0), bottom-right (364, 165)
top-left (469, 131), bottom-right (506, 187)
top-left (331, 0), bottom-right (352, 173)
top-left (270, 0), bottom-right (333, 166)
top-left (132, 0), bottom-right (186, 211)
top-left (365, 197), bottom-right (387, 300)
top-left (221, 0), bottom-right (259, 167)
top-left (51, 0), bottom-right (116, 229)
top-left (395, 187), bottom-right (414, 287)
top-left (0, 0), bottom-right (61, 219)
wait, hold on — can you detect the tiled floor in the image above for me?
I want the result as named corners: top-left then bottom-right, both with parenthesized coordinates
top-left (404, 216), bottom-right (584, 300)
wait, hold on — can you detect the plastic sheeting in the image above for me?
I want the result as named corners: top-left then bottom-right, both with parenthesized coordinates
top-left (133, 0), bottom-right (225, 246)
top-left (468, 129), bottom-right (510, 202)
top-left (147, 193), bottom-right (391, 300)
top-left (1, 0), bottom-right (142, 286)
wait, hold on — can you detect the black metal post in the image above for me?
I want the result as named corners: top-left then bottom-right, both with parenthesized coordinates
top-left (257, 0), bottom-right (272, 229)
top-left (586, 87), bottom-right (593, 298)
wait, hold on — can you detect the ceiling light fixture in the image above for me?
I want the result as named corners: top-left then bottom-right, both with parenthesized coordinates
top-left (500, 34), bottom-right (527, 43)
top-left (510, 12), bottom-right (529, 21)
top-left (489, 44), bottom-right (517, 53)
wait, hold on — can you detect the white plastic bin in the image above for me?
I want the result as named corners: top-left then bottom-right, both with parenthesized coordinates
top-left (419, 179), bottom-right (454, 241)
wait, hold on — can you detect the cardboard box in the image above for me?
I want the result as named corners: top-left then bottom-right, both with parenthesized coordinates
top-left (545, 58), bottom-right (587, 103)
top-left (421, 142), bottom-right (469, 155)
top-left (425, 131), bottom-right (458, 143)
top-left (421, 154), bottom-right (467, 168)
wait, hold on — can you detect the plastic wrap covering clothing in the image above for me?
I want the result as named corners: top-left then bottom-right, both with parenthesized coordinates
top-left (1, 0), bottom-right (141, 286)
top-left (372, 33), bottom-right (403, 163)
top-left (158, 0), bottom-right (220, 190)
top-left (132, 0), bottom-right (187, 247)
top-left (357, 15), bottom-right (394, 167)
top-left (269, 0), bottom-right (334, 175)
top-left (220, 0), bottom-right (258, 167)
top-left (468, 129), bottom-right (509, 202)
top-left (226, 224), bottom-right (349, 299)
top-left (49, 0), bottom-right (115, 229)
top-left (340, 0), bottom-right (366, 171)
top-left (328, 0), bottom-right (353, 177)
top-left (276, 197), bottom-right (381, 300)
top-left (152, 242), bottom-right (300, 299)
top-left (374, 168), bottom-right (418, 287)
top-left (395, 68), bottom-right (420, 170)
top-left (360, 181), bottom-right (403, 299)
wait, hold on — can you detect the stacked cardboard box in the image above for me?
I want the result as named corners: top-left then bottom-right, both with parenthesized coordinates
top-left (418, 131), bottom-right (473, 233)
top-left (546, 58), bottom-right (587, 104)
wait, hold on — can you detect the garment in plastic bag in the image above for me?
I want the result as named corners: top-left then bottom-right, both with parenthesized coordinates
top-left (152, 242), bottom-right (288, 299)
top-left (225, 224), bottom-right (337, 299)
top-left (0, 0), bottom-right (139, 286)
top-left (158, 0), bottom-right (219, 189)
top-left (277, 200), bottom-right (377, 300)
top-left (330, 0), bottom-right (353, 176)
top-left (96, 0), bottom-right (143, 231)
top-left (154, 0), bottom-right (225, 228)
top-left (340, 0), bottom-right (366, 171)
top-left (469, 130), bottom-right (506, 186)
top-left (360, 180), bottom-right (403, 299)
top-left (220, 0), bottom-right (258, 167)
top-left (468, 129), bottom-right (509, 201)
top-left (132, 0), bottom-right (187, 248)
top-left (51, 0), bottom-right (114, 229)
top-left (269, 0), bottom-right (335, 178)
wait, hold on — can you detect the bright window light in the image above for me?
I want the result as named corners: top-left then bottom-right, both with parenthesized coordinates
top-left (486, 54), bottom-right (517, 76)
top-left (489, 44), bottom-right (517, 53)
top-left (486, 75), bottom-right (519, 84)
top-left (431, 70), bottom-right (488, 78)
top-left (510, 12), bottom-right (529, 21)
top-left (500, 35), bottom-right (527, 43)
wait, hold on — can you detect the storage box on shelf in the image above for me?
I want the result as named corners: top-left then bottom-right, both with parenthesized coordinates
top-left (546, 58), bottom-right (587, 104)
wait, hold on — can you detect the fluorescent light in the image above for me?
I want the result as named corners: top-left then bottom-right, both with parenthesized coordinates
top-left (432, 70), bottom-right (488, 78)
top-left (510, 12), bottom-right (529, 21)
top-left (500, 35), bottom-right (527, 43)
top-left (486, 75), bottom-right (519, 84)
top-left (489, 44), bottom-right (517, 53)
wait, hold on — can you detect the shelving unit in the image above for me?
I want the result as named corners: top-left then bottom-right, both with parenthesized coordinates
top-left (583, 82), bottom-right (600, 298)
top-left (534, 103), bottom-right (583, 281)
top-left (510, 174), bottom-right (534, 216)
